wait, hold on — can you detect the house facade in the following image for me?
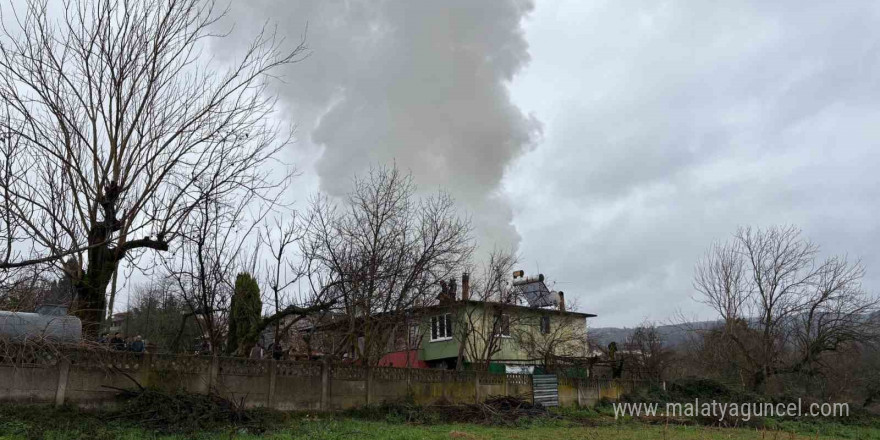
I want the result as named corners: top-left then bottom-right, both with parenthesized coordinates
top-left (294, 271), bottom-right (596, 372)
top-left (414, 299), bottom-right (594, 372)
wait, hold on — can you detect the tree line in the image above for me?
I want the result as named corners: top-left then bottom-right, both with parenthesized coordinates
top-left (598, 225), bottom-right (879, 404)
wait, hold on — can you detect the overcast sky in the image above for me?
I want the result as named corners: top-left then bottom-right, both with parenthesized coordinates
top-left (215, 0), bottom-right (880, 327)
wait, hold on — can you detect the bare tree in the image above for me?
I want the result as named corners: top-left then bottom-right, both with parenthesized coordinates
top-left (304, 165), bottom-right (473, 365)
top-left (455, 249), bottom-right (520, 370)
top-left (227, 216), bottom-right (338, 357)
top-left (0, 265), bottom-right (59, 311)
top-left (162, 185), bottom-right (261, 353)
top-left (694, 241), bottom-right (749, 323)
top-left (454, 260), bottom-right (588, 373)
top-left (513, 309), bottom-right (588, 373)
top-left (694, 225), bottom-right (879, 389)
top-left (157, 183), bottom-right (338, 357)
top-left (790, 255), bottom-right (879, 377)
top-left (0, 0), bottom-right (304, 335)
top-left (623, 321), bottom-right (671, 381)
top-left (124, 278), bottom-right (199, 352)
top-left (677, 319), bottom-right (761, 388)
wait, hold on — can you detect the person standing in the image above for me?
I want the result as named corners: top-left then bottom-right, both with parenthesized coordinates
top-left (130, 335), bottom-right (145, 353)
top-left (249, 344), bottom-right (264, 360)
top-left (110, 332), bottom-right (125, 350)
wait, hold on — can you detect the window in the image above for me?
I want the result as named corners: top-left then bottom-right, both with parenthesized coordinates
top-left (494, 314), bottom-right (510, 337)
top-left (431, 314), bottom-right (453, 341)
top-left (540, 316), bottom-right (551, 334)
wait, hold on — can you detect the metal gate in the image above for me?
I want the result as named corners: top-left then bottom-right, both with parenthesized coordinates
top-left (532, 374), bottom-right (559, 407)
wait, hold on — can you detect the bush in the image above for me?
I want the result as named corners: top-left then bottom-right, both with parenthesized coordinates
top-left (619, 378), bottom-right (764, 405)
top-left (113, 387), bottom-right (286, 433)
top-left (343, 395), bottom-right (550, 426)
top-left (344, 400), bottom-right (441, 425)
top-left (619, 383), bottom-right (672, 404)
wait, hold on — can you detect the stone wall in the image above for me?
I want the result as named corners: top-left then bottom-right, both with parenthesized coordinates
top-left (0, 347), bottom-right (649, 410)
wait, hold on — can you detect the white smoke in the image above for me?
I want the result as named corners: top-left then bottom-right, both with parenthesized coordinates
top-left (219, 0), bottom-right (541, 251)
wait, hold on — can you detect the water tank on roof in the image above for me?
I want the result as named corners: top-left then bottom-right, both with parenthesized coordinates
top-left (0, 310), bottom-right (82, 342)
top-left (512, 274), bottom-right (560, 308)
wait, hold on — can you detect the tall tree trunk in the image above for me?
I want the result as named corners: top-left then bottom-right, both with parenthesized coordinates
top-left (73, 273), bottom-right (113, 339)
top-left (72, 232), bottom-right (117, 339)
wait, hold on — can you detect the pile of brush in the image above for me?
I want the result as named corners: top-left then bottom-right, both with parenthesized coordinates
top-left (432, 395), bottom-right (550, 425)
top-left (108, 387), bottom-right (278, 433)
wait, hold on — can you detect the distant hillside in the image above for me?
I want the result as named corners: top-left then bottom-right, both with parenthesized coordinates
top-left (592, 312), bottom-right (880, 349)
top-left (589, 320), bottom-right (720, 348)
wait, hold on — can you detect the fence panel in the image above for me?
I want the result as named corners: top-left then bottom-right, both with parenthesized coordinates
top-left (532, 374), bottom-right (559, 407)
top-left (0, 342), bottom-right (660, 409)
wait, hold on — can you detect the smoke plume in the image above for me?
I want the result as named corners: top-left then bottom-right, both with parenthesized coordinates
top-left (222, 0), bottom-right (541, 250)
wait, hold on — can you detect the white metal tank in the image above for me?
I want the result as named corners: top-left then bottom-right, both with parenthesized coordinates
top-left (0, 310), bottom-right (82, 342)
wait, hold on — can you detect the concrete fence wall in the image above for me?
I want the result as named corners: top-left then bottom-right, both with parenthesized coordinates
top-left (0, 347), bottom-right (649, 410)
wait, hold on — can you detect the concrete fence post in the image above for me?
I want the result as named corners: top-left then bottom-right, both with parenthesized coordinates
top-left (208, 355), bottom-right (219, 393)
top-left (528, 375), bottom-right (534, 404)
top-left (576, 379), bottom-right (584, 407)
top-left (365, 365), bottom-right (372, 405)
top-left (596, 380), bottom-right (602, 402)
top-left (320, 359), bottom-right (330, 411)
top-left (503, 374), bottom-right (509, 396)
top-left (54, 359), bottom-right (71, 407)
top-left (662, 380), bottom-right (667, 391)
top-left (140, 352), bottom-right (153, 387)
top-left (267, 359), bottom-right (277, 408)
top-left (474, 372), bottom-right (481, 403)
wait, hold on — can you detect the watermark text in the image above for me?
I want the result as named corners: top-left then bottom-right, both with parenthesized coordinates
top-left (612, 399), bottom-right (849, 422)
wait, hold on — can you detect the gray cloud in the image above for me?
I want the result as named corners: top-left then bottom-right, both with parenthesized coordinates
top-left (218, 0), bottom-right (880, 327)
top-left (222, 0), bottom-right (540, 251)
top-left (507, 1), bottom-right (880, 326)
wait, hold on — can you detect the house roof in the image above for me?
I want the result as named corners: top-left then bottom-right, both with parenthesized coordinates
top-left (298, 299), bottom-right (597, 335)
top-left (423, 300), bottom-right (597, 318)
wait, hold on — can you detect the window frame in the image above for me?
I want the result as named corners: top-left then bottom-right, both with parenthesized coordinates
top-left (540, 315), bottom-right (551, 335)
top-left (430, 313), bottom-right (453, 342)
top-left (494, 313), bottom-right (511, 338)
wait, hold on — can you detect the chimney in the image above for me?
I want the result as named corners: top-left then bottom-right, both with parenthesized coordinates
top-left (461, 272), bottom-right (470, 301)
top-left (558, 291), bottom-right (565, 311)
top-left (448, 278), bottom-right (457, 300)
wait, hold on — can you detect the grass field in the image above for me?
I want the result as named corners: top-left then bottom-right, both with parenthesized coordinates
top-left (3, 419), bottom-right (880, 440)
top-left (3, 406), bottom-right (880, 440)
